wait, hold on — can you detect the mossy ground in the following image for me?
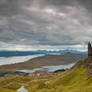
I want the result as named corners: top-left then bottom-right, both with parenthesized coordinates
top-left (0, 66), bottom-right (92, 92)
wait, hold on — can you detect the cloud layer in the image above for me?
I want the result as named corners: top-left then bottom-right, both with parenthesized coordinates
top-left (0, 0), bottom-right (92, 50)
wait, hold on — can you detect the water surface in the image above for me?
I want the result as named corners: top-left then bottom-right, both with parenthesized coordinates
top-left (0, 54), bottom-right (44, 65)
top-left (18, 63), bottom-right (75, 73)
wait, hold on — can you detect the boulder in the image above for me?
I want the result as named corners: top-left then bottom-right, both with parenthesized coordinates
top-left (17, 86), bottom-right (28, 92)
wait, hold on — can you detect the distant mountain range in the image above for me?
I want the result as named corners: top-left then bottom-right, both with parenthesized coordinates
top-left (0, 49), bottom-right (88, 57)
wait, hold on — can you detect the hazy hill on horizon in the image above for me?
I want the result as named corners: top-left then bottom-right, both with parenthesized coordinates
top-left (0, 49), bottom-right (87, 57)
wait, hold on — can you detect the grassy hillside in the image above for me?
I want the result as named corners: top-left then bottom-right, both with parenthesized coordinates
top-left (0, 57), bottom-right (92, 92)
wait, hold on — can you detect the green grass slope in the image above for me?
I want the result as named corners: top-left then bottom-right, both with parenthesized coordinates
top-left (0, 58), bottom-right (92, 92)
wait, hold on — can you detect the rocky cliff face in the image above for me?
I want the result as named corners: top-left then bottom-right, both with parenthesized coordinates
top-left (73, 42), bottom-right (92, 76)
top-left (88, 42), bottom-right (92, 57)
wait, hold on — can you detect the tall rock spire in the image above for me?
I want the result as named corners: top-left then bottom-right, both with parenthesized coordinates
top-left (88, 42), bottom-right (92, 57)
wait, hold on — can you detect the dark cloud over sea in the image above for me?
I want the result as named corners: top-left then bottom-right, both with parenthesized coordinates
top-left (0, 0), bottom-right (92, 50)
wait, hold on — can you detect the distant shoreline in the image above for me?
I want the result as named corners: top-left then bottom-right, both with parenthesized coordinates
top-left (18, 63), bottom-right (75, 73)
top-left (0, 53), bottom-right (86, 72)
top-left (0, 54), bottom-right (45, 66)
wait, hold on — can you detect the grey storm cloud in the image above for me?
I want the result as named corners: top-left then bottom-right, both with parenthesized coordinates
top-left (0, 0), bottom-right (92, 50)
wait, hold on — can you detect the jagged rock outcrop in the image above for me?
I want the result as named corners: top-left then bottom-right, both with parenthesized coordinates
top-left (74, 42), bottom-right (92, 76)
top-left (73, 42), bottom-right (92, 74)
top-left (88, 42), bottom-right (92, 57)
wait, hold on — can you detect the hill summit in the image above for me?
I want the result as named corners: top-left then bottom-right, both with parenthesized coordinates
top-left (73, 42), bottom-right (92, 75)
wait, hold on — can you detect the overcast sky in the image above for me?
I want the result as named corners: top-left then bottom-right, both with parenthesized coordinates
top-left (0, 0), bottom-right (92, 51)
